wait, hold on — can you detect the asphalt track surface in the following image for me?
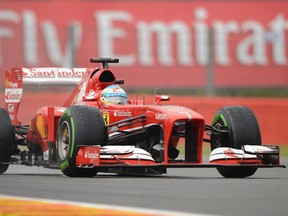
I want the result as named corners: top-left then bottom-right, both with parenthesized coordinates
top-left (1, 158), bottom-right (288, 216)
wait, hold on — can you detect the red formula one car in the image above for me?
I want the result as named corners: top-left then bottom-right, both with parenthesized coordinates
top-left (0, 58), bottom-right (285, 178)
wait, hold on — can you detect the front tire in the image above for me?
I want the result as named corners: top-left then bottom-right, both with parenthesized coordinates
top-left (0, 108), bottom-right (13, 174)
top-left (211, 106), bottom-right (261, 178)
top-left (57, 105), bottom-right (107, 177)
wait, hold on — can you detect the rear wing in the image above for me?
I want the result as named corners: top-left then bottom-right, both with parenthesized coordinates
top-left (4, 67), bottom-right (88, 125)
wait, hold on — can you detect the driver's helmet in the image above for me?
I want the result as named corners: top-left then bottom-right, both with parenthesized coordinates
top-left (100, 84), bottom-right (128, 104)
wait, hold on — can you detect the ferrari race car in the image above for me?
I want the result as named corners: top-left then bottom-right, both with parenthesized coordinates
top-left (0, 58), bottom-right (285, 178)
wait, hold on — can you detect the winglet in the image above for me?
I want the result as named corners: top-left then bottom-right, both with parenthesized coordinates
top-left (5, 68), bottom-right (23, 125)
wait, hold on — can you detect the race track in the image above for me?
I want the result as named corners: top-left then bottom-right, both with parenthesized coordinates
top-left (1, 158), bottom-right (288, 216)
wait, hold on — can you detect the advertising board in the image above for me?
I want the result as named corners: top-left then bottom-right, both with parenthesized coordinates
top-left (0, 0), bottom-right (287, 88)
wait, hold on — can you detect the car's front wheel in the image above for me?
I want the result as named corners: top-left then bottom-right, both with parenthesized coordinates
top-left (57, 105), bottom-right (107, 177)
top-left (211, 106), bottom-right (261, 178)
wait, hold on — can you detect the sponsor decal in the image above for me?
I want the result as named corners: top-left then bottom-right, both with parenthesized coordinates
top-left (5, 89), bottom-right (23, 103)
top-left (7, 81), bottom-right (19, 88)
top-left (36, 114), bottom-right (47, 139)
top-left (103, 113), bottom-right (110, 125)
top-left (7, 104), bottom-right (15, 112)
top-left (84, 150), bottom-right (99, 159)
top-left (114, 109), bottom-right (132, 117)
top-left (43, 150), bottom-right (49, 161)
top-left (224, 148), bottom-right (239, 158)
top-left (4, 79), bottom-right (18, 88)
top-left (155, 113), bottom-right (167, 120)
top-left (23, 68), bottom-right (87, 78)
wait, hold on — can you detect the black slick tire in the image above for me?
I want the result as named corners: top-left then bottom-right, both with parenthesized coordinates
top-left (211, 106), bottom-right (261, 178)
top-left (56, 105), bottom-right (107, 177)
top-left (0, 108), bottom-right (13, 174)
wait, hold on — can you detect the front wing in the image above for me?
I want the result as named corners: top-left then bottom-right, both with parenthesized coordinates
top-left (75, 145), bottom-right (286, 169)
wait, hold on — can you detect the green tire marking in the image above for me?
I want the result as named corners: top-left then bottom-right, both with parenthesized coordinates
top-left (69, 117), bottom-right (75, 158)
top-left (219, 114), bottom-right (227, 126)
top-left (59, 160), bottom-right (69, 171)
top-left (212, 113), bottom-right (227, 126)
top-left (58, 109), bottom-right (74, 171)
top-left (212, 113), bottom-right (220, 125)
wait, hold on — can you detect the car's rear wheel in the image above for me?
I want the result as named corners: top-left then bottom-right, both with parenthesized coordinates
top-left (0, 108), bottom-right (13, 174)
top-left (57, 105), bottom-right (107, 177)
top-left (211, 106), bottom-right (261, 178)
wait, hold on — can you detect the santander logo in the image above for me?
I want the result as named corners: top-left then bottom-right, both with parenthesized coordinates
top-left (5, 89), bottom-right (23, 103)
top-left (113, 109), bottom-right (132, 117)
top-left (224, 148), bottom-right (239, 158)
top-left (23, 68), bottom-right (87, 78)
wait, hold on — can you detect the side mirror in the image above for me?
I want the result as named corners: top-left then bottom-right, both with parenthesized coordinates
top-left (155, 95), bottom-right (170, 105)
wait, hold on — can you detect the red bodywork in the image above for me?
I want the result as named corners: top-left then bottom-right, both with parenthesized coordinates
top-left (5, 64), bottom-right (204, 167)
top-left (4, 60), bottom-right (283, 174)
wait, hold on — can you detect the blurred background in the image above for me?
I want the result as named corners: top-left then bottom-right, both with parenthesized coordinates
top-left (0, 0), bottom-right (287, 148)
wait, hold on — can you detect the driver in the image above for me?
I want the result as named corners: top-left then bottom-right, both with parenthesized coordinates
top-left (100, 84), bottom-right (128, 104)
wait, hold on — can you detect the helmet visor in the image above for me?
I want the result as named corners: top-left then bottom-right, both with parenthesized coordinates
top-left (103, 95), bottom-right (128, 104)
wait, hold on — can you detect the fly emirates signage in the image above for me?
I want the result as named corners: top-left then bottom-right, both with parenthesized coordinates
top-left (0, 1), bottom-right (287, 88)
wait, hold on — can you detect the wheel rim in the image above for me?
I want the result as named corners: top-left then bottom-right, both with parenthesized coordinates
top-left (58, 121), bottom-right (71, 160)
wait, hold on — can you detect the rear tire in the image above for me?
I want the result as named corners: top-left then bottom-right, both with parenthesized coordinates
top-left (211, 106), bottom-right (261, 178)
top-left (56, 105), bottom-right (107, 177)
top-left (0, 108), bottom-right (13, 174)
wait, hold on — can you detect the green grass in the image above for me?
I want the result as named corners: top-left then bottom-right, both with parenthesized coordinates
top-left (280, 146), bottom-right (288, 158)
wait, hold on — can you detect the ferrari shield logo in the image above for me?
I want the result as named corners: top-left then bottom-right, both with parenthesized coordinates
top-left (103, 113), bottom-right (109, 125)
